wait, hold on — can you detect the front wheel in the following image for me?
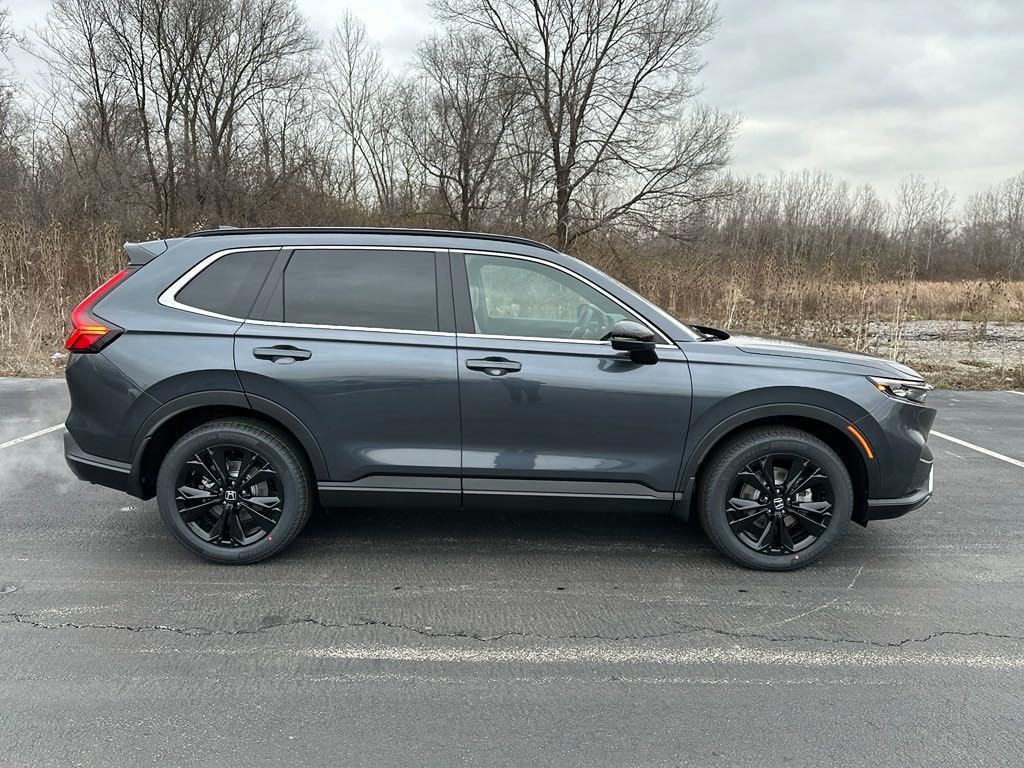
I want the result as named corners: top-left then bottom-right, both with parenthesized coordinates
top-left (698, 427), bottom-right (853, 571)
top-left (156, 419), bottom-right (313, 564)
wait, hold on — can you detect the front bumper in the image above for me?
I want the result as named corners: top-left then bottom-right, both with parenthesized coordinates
top-left (64, 430), bottom-right (144, 497)
top-left (856, 385), bottom-right (937, 522)
top-left (866, 453), bottom-right (933, 520)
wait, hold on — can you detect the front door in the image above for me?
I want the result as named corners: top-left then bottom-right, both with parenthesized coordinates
top-left (235, 246), bottom-right (461, 508)
top-left (453, 251), bottom-right (692, 510)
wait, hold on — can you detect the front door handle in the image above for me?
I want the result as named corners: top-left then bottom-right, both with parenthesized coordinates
top-left (253, 345), bottom-right (312, 363)
top-left (465, 357), bottom-right (522, 376)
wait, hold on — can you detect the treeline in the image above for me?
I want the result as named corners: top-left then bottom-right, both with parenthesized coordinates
top-left (692, 170), bottom-right (1024, 280)
top-left (0, 0), bottom-right (1021, 280)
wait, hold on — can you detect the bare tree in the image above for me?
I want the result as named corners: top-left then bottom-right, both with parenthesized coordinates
top-left (412, 28), bottom-right (520, 229)
top-left (90, 0), bottom-right (195, 231)
top-left (0, 5), bottom-right (11, 69)
top-left (500, 100), bottom-right (546, 232)
top-left (32, 0), bottom-right (315, 230)
top-left (895, 174), bottom-right (956, 275)
top-left (0, 4), bottom-right (22, 210)
top-left (322, 11), bottom-right (395, 210)
top-left (9, 0), bottom-right (1022, 289)
top-left (35, 0), bottom-right (125, 156)
top-left (963, 171), bottom-right (1024, 278)
top-left (434, 0), bottom-right (737, 248)
top-left (187, 0), bottom-right (315, 218)
top-left (248, 59), bottom-right (322, 213)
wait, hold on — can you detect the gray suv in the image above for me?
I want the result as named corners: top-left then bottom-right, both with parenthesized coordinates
top-left (63, 228), bottom-right (936, 570)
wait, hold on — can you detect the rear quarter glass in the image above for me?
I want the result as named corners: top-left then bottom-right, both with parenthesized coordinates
top-left (174, 250), bottom-right (277, 318)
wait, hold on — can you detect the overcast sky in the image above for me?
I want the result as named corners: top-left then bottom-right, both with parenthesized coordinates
top-left (4, 0), bottom-right (1022, 201)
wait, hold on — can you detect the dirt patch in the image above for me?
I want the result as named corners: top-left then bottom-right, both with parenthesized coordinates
top-left (810, 320), bottom-right (1024, 389)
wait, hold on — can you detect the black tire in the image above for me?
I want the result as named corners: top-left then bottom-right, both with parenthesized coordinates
top-left (156, 419), bottom-right (313, 564)
top-left (698, 427), bottom-right (853, 571)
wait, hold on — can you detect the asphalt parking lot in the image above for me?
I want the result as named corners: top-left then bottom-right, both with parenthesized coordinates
top-left (1, 378), bottom-right (1022, 767)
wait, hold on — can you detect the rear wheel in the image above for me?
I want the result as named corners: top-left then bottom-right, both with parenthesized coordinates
top-left (156, 419), bottom-right (313, 564)
top-left (698, 427), bottom-right (853, 571)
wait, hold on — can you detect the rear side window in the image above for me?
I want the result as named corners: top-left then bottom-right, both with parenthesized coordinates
top-left (283, 249), bottom-right (438, 331)
top-left (176, 250), bottom-right (276, 318)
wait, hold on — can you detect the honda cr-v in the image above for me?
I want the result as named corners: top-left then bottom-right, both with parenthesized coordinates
top-left (63, 227), bottom-right (936, 570)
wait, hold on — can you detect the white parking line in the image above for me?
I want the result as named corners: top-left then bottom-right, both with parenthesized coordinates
top-left (0, 424), bottom-right (64, 451)
top-left (931, 430), bottom-right (1024, 469)
top-left (1010, 391), bottom-right (1024, 396)
top-left (299, 643), bottom-right (1024, 671)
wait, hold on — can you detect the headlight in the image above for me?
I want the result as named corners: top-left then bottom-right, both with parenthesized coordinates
top-left (868, 376), bottom-right (932, 404)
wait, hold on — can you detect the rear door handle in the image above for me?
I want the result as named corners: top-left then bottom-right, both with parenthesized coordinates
top-left (465, 358), bottom-right (522, 376)
top-left (253, 345), bottom-right (312, 363)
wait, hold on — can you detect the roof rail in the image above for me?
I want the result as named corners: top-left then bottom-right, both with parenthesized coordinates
top-left (182, 226), bottom-right (558, 253)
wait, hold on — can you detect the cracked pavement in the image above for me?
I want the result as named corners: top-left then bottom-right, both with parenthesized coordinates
top-left (1, 378), bottom-right (1022, 766)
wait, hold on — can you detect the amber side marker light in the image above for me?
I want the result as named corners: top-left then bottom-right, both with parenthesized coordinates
top-left (846, 424), bottom-right (874, 460)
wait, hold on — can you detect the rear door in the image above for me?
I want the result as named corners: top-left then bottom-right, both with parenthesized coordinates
top-left (234, 246), bottom-right (461, 508)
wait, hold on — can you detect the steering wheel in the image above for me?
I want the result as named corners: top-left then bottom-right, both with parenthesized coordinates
top-left (571, 303), bottom-right (611, 339)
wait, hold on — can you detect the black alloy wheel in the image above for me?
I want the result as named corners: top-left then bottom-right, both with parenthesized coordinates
top-left (175, 445), bottom-right (283, 547)
top-left (698, 427), bottom-right (853, 571)
top-left (726, 453), bottom-right (834, 555)
top-left (156, 419), bottom-right (313, 564)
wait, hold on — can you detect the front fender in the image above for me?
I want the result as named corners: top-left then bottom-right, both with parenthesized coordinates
top-left (674, 390), bottom-right (881, 518)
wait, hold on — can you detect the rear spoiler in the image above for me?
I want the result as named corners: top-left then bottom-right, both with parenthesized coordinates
top-left (123, 240), bottom-right (168, 266)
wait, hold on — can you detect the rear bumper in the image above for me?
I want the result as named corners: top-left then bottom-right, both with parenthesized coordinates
top-left (64, 430), bottom-right (144, 497)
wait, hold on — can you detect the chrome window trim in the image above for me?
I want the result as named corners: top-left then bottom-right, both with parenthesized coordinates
top-left (244, 318), bottom-right (455, 338)
top-left (158, 246), bottom-right (281, 322)
top-left (457, 332), bottom-right (676, 350)
top-left (159, 243), bottom-right (679, 348)
top-left (457, 248), bottom-right (677, 348)
top-left (158, 245), bottom-right (450, 335)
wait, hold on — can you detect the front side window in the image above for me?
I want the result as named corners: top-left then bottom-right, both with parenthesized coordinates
top-left (283, 249), bottom-right (438, 331)
top-left (465, 254), bottom-right (641, 341)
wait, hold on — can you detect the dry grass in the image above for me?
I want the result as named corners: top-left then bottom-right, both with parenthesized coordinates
top-left (0, 221), bottom-right (123, 375)
top-left (1, 222), bottom-right (1022, 388)
top-left (594, 254), bottom-right (1024, 331)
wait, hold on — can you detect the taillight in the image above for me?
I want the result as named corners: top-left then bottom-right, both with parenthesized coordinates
top-left (65, 268), bottom-right (136, 353)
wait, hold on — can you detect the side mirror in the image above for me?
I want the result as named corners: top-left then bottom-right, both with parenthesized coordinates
top-left (602, 320), bottom-right (657, 354)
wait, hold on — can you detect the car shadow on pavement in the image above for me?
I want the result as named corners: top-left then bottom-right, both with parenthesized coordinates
top-left (301, 503), bottom-right (710, 554)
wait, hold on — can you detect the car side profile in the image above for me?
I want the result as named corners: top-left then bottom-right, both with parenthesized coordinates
top-left (63, 227), bottom-right (936, 570)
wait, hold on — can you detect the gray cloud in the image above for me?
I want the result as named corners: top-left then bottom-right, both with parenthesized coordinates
top-left (700, 0), bottom-right (1024, 198)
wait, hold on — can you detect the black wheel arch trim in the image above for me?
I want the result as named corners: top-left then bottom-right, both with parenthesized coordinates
top-left (129, 390), bottom-right (330, 485)
top-left (243, 393), bottom-right (329, 479)
top-left (673, 402), bottom-right (879, 519)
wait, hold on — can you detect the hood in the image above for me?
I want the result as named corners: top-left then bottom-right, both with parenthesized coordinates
top-left (724, 333), bottom-right (924, 380)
